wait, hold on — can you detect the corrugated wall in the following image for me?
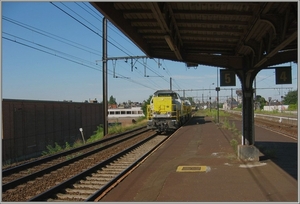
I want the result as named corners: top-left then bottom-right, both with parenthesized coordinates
top-left (2, 99), bottom-right (103, 164)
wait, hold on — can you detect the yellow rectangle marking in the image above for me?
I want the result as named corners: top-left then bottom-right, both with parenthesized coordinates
top-left (176, 166), bottom-right (207, 172)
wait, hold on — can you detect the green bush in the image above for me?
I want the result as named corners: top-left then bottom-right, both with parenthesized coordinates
top-left (41, 119), bottom-right (147, 156)
top-left (288, 104), bottom-right (297, 111)
top-left (42, 142), bottom-right (63, 155)
top-left (87, 125), bottom-right (104, 143)
top-left (230, 139), bottom-right (238, 152)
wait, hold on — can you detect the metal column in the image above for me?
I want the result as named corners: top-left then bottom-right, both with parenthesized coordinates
top-left (242, 88), bottom-right (255, 145)
top-left (102, 18), bottom-right (108, 136)
top-left (236, 69), bottom-right (259, 161)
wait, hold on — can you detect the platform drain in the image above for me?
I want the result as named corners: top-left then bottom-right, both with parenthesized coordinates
top-left (176, 166), bottom-right (207, 172)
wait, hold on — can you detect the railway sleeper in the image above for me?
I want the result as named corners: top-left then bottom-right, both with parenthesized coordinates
top-left (90, 174), bottom-right (115, 181)
top-left (93, 173), bottom-right (118, 178)
top-left (114, 160), bottom-right (133, 164)
top-left (119, 155), bottom-right (138, 159)
top-left (100, 171), bottom-right (123, 175)
top-left (55, 193), bottom-right (88, 200)
top-left (79, 179), bottom-right (108, 185)
top-left (64, 188), bottom-right (96, 194)
top-left (102, 168), bottom-right (125, 172)
top-left (123, 156), bottom-right (142, 160)
top-left (73, 183), bottom-right (103, 189)
top-left (85, 176), bottom-right (116, 181)
top-left (108, 166), bottom-right (129, 169)
top-left (47, 198), bottom-right (75, 202)
top-left (89, 176), bottom-right (111, 182)
top-left (111, 162), bottom-right (131, 166)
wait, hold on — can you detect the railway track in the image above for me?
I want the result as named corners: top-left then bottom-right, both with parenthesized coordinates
top-left (3, 111), bottom-right (296, 201)
top-left (225, 111), bottom-right (297, 140)
top-left (2, 126), bottom-right (160, 202)
top-left (30, 134), bottom-right (167, 202)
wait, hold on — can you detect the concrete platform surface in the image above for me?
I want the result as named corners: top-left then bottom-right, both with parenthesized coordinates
top-left (99, 116), bottom-right (298, 202)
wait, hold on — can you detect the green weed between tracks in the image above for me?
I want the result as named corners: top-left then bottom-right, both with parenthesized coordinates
top-left (204, 109), bottom-right (278, 158)
top-left (42, 117), bottom-right (147, 156)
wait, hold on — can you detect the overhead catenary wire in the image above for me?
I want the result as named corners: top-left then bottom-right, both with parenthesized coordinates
top-left (4, 2), bottom-right (193, 95)
top-left (51, 2), bottom-right (169, 86)
top-left (50, 2), bottom-right (130, 57)
top-left (3, 15), bottom-right (162, 90)
top-left (60, 2), bottom-right (102, 35)
top-left (3, 36), bottom-right (156, 91)
top-left (78, 2), bottom-right (140, 58)
top-left (66, 2), bottom-right (174, 86)
top-left (3, 36), bottom-right (101, 72)
top-left (2, 16), bottom-right (102, 56)
top-left (111, 60), bottom-right (162, 90)
top-left (3, 32), bottom-right (97, 67)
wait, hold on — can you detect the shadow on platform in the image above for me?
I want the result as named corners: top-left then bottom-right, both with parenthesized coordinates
top-left (255, 141), bottom-right (298, 180)
top-left (183, 116), bottom-right (212, 127)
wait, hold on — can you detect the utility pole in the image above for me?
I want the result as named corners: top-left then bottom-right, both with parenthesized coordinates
top-left (170, 77), bottom-right (172, 90)
top-left (231, 88), bottom-right (233, 109)
top-left (216, 68), bottom-right (220, 123)
top-left (209, 83), bottom-right (214, 112)
top-left (102, 18), bottom-right (108, 136)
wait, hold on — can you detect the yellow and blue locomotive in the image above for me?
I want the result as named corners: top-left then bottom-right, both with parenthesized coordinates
top-left (147, 90), bottom-right (192, 132)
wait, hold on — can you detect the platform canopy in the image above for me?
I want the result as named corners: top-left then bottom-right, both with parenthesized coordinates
top-left (91, 2), bottom-right (297, 72)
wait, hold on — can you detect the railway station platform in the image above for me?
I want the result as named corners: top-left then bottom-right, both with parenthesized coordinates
top-left (99, 115), bottom-right (298, 202)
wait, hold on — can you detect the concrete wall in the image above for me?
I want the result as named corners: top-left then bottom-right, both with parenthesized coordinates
top-left (2, 99), bottom-right (103, 164)
top-left (263, 105), bottom-right (289, 111)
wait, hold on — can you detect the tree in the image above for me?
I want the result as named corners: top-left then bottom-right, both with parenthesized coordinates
top-left (236, 89), bottom-right (243, 97)
top-left (255, 95), bottom-right (266, 110)
top-left (283, 90), bottom-right (297, 105)
top-left (142, 95), bottom-right (152, 117)
top-left (108, 95), bottom-right (117, 105)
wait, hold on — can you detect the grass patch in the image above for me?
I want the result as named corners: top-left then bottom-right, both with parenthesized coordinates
top-left (230, 139), bottom-right (238, 152)
top-left (41, 118), bottom-right (147, 156)
top-left (226, 153), bottom-right (237, 160)
top-left (42, 142), bottom-right (63, 156)
top-left (196, 109), bottom-right (230, 119)
top-left (254, 109), bottom-right (296, 117)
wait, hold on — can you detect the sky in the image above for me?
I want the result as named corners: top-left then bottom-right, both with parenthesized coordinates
top-left (1, 2), bottom-right (298, 104)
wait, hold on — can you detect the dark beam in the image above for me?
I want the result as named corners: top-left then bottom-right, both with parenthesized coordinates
top-left (259, 50), bottom-right (297, 68)
top-left (138, 26), bottom-right (244, 34)
top-left (184, 54), bottom-right (244, 70)
top-left (176, 19), bottom-right (250, 26)
top-left (123, 9), bottom-right (254, 17)
top-left (90, 2), bottom-right (151, 56)
top-left (254, 31), bottom-right (297, 68)
top-left (142, 33), bottom-right (240, 40)
top-left (171, 10), bottom-right (254, 17)
top-left (130, 19), bottom-right (250, 26)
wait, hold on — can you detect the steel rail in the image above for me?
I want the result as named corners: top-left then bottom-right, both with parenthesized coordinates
top-left (2, 126), bottom-right (146, 176)
top-left (2, 127), bottom-right (149, 192)
top-left (28, 132), bottom-right (160, 201)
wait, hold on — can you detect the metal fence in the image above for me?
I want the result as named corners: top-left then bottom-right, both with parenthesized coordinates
top-left (2, 99), bottom-right (103, 164)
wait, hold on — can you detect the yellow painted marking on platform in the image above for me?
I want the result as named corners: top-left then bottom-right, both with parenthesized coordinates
top-left (176, 166), bottom-right (207, 172)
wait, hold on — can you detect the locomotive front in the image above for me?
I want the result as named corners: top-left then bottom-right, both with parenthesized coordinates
top-left (147, 90), bottom-right (183, 133)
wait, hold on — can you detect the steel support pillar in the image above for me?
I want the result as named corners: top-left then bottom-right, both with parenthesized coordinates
top-left (242, 88), bottom-right (255, 145)
top-left (236, 70), bottom-right (259, 161)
